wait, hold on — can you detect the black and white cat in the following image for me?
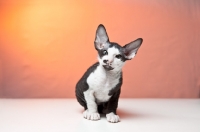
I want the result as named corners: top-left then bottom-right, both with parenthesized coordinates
top-left (76, 24), bottom-right (143, 123)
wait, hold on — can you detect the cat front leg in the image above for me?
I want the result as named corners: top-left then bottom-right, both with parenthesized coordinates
top-left (83, 90), bottom-right (100, 121)
top-left (105, 89), bottom-right (121, 123)
top-left (106, 112), bottom-right (120, 123)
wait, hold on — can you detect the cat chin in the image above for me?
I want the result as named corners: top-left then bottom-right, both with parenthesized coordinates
top-left (103, 65), bottom-right (114, 71)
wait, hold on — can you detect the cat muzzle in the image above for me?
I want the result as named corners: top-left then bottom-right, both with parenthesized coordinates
top-left (103, 65), bottom-right (114, 71)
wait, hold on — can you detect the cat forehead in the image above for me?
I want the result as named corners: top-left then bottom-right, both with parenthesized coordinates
top-left (107, 47), bottom-right (121, 54)
top-left (107, 43), bottom-right (124, 54)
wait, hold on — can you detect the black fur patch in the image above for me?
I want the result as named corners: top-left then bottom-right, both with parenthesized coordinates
top-left (97, 49), bottom-right (108, 59)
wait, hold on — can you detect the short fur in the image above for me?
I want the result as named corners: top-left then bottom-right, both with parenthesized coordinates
top-left (76, 24), bottom-right (143, 123)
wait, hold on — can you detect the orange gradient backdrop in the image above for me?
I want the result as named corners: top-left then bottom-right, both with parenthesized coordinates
top-left (0, 0), bottom-right (200, 98)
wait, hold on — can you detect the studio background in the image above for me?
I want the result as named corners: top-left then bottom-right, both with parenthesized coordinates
top-left (0, 0), bottom-right (200, 98)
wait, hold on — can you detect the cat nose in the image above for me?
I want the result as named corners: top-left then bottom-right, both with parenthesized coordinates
top-left (103, 59), bottom-right (112, 66)
top-left (103, 60), bottom-right (108, 63)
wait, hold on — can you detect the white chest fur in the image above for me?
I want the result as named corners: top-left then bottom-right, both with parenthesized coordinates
top-left (86, 65), bottom-right (121, 103)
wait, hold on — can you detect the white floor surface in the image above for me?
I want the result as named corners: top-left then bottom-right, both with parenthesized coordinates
top-left (0, 99), bottom-right (200, 132)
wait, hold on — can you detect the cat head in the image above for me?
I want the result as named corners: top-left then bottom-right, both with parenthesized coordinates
top-left (94, 24), bottom-right (143, 71)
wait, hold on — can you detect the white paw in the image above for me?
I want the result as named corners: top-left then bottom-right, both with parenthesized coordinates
top-left (83, 110), bottom-right (100, 121)
top-left (106, 112), bottom-right (120, 123)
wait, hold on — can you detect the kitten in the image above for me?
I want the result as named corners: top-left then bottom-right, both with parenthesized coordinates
top-left (75, 24), bottom-right (143, 123)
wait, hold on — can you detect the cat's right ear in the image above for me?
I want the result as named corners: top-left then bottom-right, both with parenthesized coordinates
top-left (94, 24), bottom-right (110, 50)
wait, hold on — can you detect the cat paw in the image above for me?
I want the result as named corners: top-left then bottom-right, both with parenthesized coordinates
top-left (106, 112), bottom-right (120, 123)
top-left (83, 110), bottom-right (100, 121)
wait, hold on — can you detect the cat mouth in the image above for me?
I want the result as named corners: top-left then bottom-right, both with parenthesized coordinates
top-left (103, 65), bottom-right (114, 71)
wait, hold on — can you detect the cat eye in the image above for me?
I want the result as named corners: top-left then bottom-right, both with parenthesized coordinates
top-left (102, 50), bottom-right (108, 55)
top-left (115, 54), bottom-right (122, 59)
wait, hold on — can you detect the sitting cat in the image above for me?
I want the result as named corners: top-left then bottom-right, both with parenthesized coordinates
top-left (76, 24), bottom-right (143, 123)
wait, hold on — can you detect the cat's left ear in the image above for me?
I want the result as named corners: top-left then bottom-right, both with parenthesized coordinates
top-left (94, 24), bottom-right (110, 50)
top-left (123, 38), bottom-right (143, 60)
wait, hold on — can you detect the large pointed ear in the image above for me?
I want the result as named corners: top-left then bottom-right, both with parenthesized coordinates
top-left (94, 24), bottom-right (110, 50)
top-left (123, 38), bottom-right (143, 60)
